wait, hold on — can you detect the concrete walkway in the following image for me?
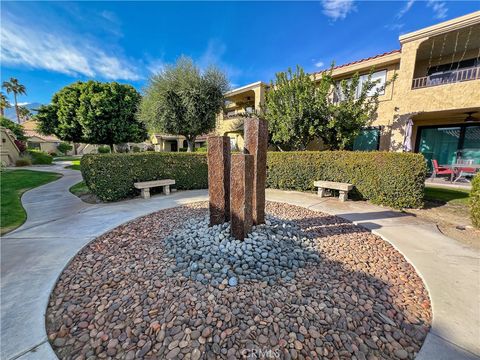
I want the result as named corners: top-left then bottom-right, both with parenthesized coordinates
top-left (1, 167), bottom-right (479, 360)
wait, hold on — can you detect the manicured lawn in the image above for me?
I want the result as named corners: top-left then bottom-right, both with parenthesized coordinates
top-left (66, 160), bottom-right (81, 171)
top-left (424, 185), bottom-right (470, 206)
top-left (54, 156), bottom-right (82, 161)
top-left (1, 170), bottom-right (61, 234)
top-left (69, 181), bottom-right (89, 196)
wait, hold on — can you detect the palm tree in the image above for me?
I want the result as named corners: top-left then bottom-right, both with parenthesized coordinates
top-left (0, 92), bottom-right (11, 117)
top-left (2, 78), bottom-right (27, 123)
top-left (18, 106), bottom-right (32, 122)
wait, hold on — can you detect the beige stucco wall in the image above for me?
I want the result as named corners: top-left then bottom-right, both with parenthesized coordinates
top-left (388, 36), bottom-right (480, 151)
top-left (1, 128), bottom-right (21, 166)
top-left (214, 13), bottom-right (479, 153)
top-left (215, 82), bottom-right (267, 149)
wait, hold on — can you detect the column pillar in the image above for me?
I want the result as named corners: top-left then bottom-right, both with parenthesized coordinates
top-left (230, 154), bottom-right (254, 240)
top-left (244, 118), bottom-right (268, 224)
top-left (208, 136), bottom-right (231, 226)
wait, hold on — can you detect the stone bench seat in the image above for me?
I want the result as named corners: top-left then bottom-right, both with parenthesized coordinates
top-left (314, 180), bottom-right (353, 202)
top-left (134, 179), bottom-right (175, 199)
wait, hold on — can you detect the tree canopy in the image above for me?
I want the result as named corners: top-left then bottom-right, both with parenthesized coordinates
top-left (1, 116), bottom-right (26, 141)
top-left (265, 65), bottom-right (391, 150)
top-left (0, 92), bottom-right (11, 117)
top-left (137, 56), bottom-right (229, 151)
top-left (36, 81), bottom-right (147, 151)
top-left (2, 78), bottom-right (26, 123)
top-left (264, 66), bottom-right (330, 151)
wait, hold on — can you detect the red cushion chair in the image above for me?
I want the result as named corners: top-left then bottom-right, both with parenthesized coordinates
top-left (432, 159), bottom-right (455, 182)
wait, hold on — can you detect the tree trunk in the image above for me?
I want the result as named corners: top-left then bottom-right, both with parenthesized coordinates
top-left (109, 144), bottom-right (115, 153)
top-left (186, 136), bottom-right (196, 152)
top-left (14, 93), bottom-right (19, 123)
top-left (0, 107), bottom-right (4, 116)
top-left (74, 143), bottom-right (79, 155)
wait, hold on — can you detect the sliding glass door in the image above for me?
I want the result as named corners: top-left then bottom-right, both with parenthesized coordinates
top-left (416, 124), bottom-right (480, 171)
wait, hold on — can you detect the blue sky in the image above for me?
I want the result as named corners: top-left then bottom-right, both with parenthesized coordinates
top-left (1, 1), bottom-right (478, 105)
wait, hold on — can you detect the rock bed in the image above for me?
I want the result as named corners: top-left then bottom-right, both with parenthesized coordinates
top-left (46, 202), bottom-right (431, 360)
top-left (164, 215), bottom-right (321, 287)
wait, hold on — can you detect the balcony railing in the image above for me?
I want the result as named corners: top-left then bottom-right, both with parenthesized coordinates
top-left (412, 66), bottom-right (479, 89)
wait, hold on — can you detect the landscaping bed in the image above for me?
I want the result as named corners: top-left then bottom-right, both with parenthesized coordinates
top-left (47, 202), bottom-right (431, 360)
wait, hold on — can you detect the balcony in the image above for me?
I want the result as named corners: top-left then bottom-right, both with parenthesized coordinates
top-left (412, 66), bottom-right (479, 89)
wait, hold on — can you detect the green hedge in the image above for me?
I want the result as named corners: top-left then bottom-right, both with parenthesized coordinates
top-left (82, 151), bottom-right (426, 208)
top-left (81, 153), bottom-right (208, 201)
top-left (266, 151), bottom-right (426, 208)
top-left (28, 150), bottom-right (53, 165)
top-left (470, 173), bottom-right (480, 228)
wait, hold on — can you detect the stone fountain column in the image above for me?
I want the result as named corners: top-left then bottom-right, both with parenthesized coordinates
top-left (207, 136), bottom-right (231, 226)
top-left (244, 118), bottom-right (268, 225)
top-left (230, 154), bottom-right (254, 240)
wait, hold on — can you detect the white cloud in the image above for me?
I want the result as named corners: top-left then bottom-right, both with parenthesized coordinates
top-left (147, 59), bottom-right (165, 75)
top-left (321, 0), bottom-right (355, 20)
top-left (385, 23), bottom-right (404, 31)
top-left (314, 61), bottom-right (325, 68)
top-left (396, 0), bottom-right (415, 19)
top-left (198, 39), bottom-right (242, 79)
top-left (0, 14), bottom-right (140, 81)
top-left (427, 0), bottom-right (448, 19)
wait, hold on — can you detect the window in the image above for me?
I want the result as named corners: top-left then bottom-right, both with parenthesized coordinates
top-left (230, 137), bottom-right (238, 151)
top-left (27, 141), bottom-right (40, 150)
top-left (416, 124), bottom-right (480, 171)
top-left (352, 128), bottom-right (380, 151)
top-left (334, 70), bottom-right (387, 101)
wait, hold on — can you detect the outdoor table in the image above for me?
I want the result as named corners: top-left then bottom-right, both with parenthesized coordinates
top-left (441, 163), bottom-right (480, 182)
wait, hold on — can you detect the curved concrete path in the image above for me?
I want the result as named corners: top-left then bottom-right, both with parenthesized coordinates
top-left (1, 166), bottom-right (478, 360)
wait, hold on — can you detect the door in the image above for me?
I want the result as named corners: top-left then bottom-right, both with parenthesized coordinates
top-left (417, 124), bottom-right (480, 171)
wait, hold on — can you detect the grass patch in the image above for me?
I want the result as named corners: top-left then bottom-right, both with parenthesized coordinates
top-left (1, 170), bottom-right (61, 234)
top-left (54, 156), bottom-right (82, 161)
top-left (424, 186), bottom-right (470, 206)
top-left (66, 160), bottom-right (81, 171)
top-left (69, 181), bottom-right (89, 196)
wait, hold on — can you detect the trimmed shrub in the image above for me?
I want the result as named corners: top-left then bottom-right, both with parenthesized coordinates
top-left (81, 152), bottom-right (208, 201)
top-left (16, 157), bottom-right (32, 167)
top-left (82, 151), bottom-right (426, 207)
top-left (98, 146), bottom-right (111, 154)
top-left (27, 150), bottom-right (53, 165)
top-left (266, 151), bottom-right (426, 209)
top-left (57, 142), bottom-right (73, 155)
top-left (470, 173), bottom-right (480, 228)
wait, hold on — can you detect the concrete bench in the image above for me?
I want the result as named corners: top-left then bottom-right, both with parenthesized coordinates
top-left (314, 180), bottom-right (353, 202)
top-left (134, 179), bottom-right (175, 199)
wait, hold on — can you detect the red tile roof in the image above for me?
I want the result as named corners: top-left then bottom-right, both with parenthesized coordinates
top-left (316, 49), bottom-right (401, 74)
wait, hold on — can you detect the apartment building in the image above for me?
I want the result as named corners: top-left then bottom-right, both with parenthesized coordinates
top-left (216, 11), bottom-right (480, 169)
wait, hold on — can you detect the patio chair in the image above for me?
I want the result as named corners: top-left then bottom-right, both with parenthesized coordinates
top-left (431, 159), bottom-right (455, 182)
top-left (454, 159), bottom-right (476, 183)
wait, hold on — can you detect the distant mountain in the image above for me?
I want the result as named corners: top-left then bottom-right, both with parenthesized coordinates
top-left (4, 102), bottom-right (43, 123)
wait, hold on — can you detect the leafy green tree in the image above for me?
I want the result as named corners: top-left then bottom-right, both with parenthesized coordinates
top-left (0, 92), bottom-right (11, 117)
top-left (78, 81), bottom-right (147, 152)
top-left (265, 65), bottom-right (392, 150)
top-left (322, 72), bottom-right (388, 150)
top-left (2, 78), bottom-right (26, 123)
top-left (1, 116), bottom-right (26, 140)
top-left (57, 142), bottom-right (73, 155)
top-left (138, 56), bottom-right (229, 151)
top-left (264, 66), bottom-right (331, 150)
top-left (36, 81), bottom-right (147, 152)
